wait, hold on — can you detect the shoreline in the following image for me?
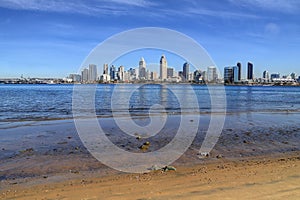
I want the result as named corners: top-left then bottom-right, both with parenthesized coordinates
top-left (1, 152), bottom-right (300, 199)
top-left (1, 112), bottom-right (300, 199)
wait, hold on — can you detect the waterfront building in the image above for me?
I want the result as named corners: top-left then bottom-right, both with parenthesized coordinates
top-left (207, 66), bottom-right (218, 83)
top-left (160, 55), bottom-right (167, 81)
top-left (118, 66), bottom-right (125, 81)
top-left (291, 72), bottom-right (297, 80)
top-left (233, 66), bottom-right (239, 83)
top-left (247, 62), bottom-right (253, 80)
top-left (103, 64), bottom-right (109, 75)
top-left (224, 66), bottom-right (239, 84)
top-left (69, 74), bottom-right (81, 82)
top-left (167, 67), bottom-right (174, 78)
top-left (139, 57), bottom-right (146, 80)
top-left (237, 62), bottom-right (242, 81)
top-left (88, 64), bottom-right (97, 82)
top-left (151, 71), bottom-right (158, 81)
top-left (263, 70), bottom-right (270, 82)
top-left (110, 65), bottom-right (116, 80)
top-left (81, 68), bottom-right (89, 83)
top-left (182, 62), bottom-right (190, 81)
top-left (100, 74), bottom-right (110, 83)
top-left (271, 73), bottom-right (280, 81)
top-left (193, 69), bottom-right (202, 83)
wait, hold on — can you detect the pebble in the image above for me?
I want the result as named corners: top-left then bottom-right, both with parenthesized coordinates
top-left (216, 154), bottom-right (223, 159)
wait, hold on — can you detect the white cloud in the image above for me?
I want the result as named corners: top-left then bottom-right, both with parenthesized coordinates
top-left (183, 7), bottom-right (261, 19)
top-left (0, 0), bottom-right (156, 15)
top-left (229, 0), bottom-right (300, 13)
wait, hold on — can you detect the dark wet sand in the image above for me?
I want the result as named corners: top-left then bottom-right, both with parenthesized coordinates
top-left (0, 112), bottom-right (300, 199)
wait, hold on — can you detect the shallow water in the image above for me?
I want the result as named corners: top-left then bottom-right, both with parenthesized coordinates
top-left (1, 84), bottom-right (300, 121)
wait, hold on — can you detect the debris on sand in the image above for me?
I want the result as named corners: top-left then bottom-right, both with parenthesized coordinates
top-left (216, 154), bottom-right (223, 159)
top-left (243, 140), bottom-right (250, 144)
top-left (148, 165), bottom-right (176, 172)
top-left (162, 166), bottom-right (176, 172)
top-left (139, 141), bottom-right (150, 151)
top-left (198, 152), bottom-right (210, 158)
top-left (19, 148), bottom-right (34, 154)
top-left (136, 136), bottom-right (142, 140)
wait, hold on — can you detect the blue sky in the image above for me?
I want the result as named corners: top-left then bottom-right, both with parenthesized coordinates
top-left (0, 0), bottom-right (299, 78)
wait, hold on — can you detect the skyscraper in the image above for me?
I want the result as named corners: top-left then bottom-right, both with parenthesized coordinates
top-left (237, 62), bottom-right (242, 81)
top-left (233, 66), bottom-right (239, 83)
top-left (207, 66), bottom-right (218, 83)
top-left (88, 64), bottom-right (97, 82)
top-left (118, 66), bottom-right (125, 81)
top-left (110, 65), bottom-right (116, 80)
top-left (160, 55), bottom-right (167, 81)
top-left (139, 57), bottom-right (146, 80)
top-left (182, 62), bottom-right (190, 81)
top-left (247, 62), bottom-right (253, 80)
top-left (103, 64), bottom-right (108, 75)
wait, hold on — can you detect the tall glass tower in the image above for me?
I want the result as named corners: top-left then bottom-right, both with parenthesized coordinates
top-left (183, 62), bottom-right (190, 81)
top-left (160, 55), bottom-right (167, 81)
top-left (139, 57), bottom-right (146, 80)
top-left (247, 62), bottom-right (253, 80)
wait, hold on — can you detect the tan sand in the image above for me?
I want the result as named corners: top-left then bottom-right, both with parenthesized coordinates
top-left (1, 154), bottom-right (299, 200)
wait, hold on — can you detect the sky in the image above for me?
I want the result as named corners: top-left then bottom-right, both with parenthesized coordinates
top-left (0, 0), bottom-right (300, 79)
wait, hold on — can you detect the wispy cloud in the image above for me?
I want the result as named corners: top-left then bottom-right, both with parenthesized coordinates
top-left (0, 0), bottom-right (156, 15)
top-left (108, 0), bottom-right (157, 7)
top-left (0, 0), bottom-right (263, 20)
top-left (228, 0), bottom-right (300, 13)
top-left (183, 7), bottom-right (261, 19)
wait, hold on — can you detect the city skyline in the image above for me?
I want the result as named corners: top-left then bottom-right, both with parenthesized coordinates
top-left (67, 54), bottom-right (298, 85)
top-left (0, 0), bottom-right (300, 78)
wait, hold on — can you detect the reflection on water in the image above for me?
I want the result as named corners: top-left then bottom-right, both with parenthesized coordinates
top-left (0, 84), bottom-right (300, 121)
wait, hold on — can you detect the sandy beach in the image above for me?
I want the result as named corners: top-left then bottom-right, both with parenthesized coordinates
top-left (1, 153), bottom-right (300, 200)
top-left (0, 113), bottom-right (300, 199)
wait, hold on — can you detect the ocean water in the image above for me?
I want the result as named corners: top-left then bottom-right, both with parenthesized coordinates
top-left (0, 84), bottom-right (300, 121)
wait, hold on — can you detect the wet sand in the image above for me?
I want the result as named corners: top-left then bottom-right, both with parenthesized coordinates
top-left (0, 112), bottom-right (300, 199)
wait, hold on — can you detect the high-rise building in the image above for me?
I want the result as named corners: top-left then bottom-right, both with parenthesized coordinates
top-left (103, 64), bottom-right (109, 75)
top-left (237, 62), bottom-right (242, 81)
top-left (224, 66), bottom-right (239, 84)
top-left (263, 70), bottom-right (270, 81)
top-left (88, 64), bottom-right (97, 82)
top-left (247, 62), bottom-right (253, 80)
top-left (118, 66), bottom-right (125, 81)
top-left (224, 67), bottom-right (233, 84)
top-left (167, 67), bottom-right (174, 78)
top-left (139, 57), bottom-right (146, 80)
top-left (207, 66), bottom-right (218, 83)
top-left (81, 68), bottom-right (89, 83)
top-left (110, 65), bottom-right (116, 80)
top-left (160, 55), bottom-right (167, 81)
top-left (183, 62), bottom-right (190, 81)
top-left (233, 66), bottom-right (239, 83)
